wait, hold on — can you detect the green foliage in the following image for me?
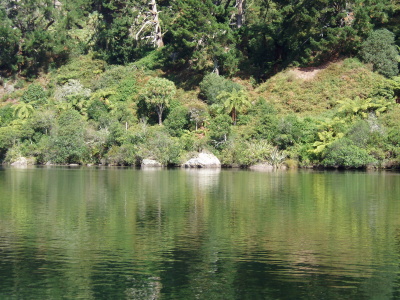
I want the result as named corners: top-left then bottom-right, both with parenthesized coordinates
top-left (322, 138), bottom-right (375, 168)
top-left (188, 102), bottom-right (209, 131)
top-left (256, 59), bottom-right (387, 115)
top-left (0, 105), bottom-right (16, 126)
top-left (217, 89), bottom-right (251, 125)
top-left (26, 109), bottom-right (56, 137)
top-left (55, 55), bottom-right (105, 87)
top-left (199, 73), bottom-right (243, 105)
top-left (167, 0), bottom-right (237, 74)
top-left (92, 65), bottom-right (134, 91)
top-left (110, 78), bottom-right (137, 102)
top-left (207, 114), bottom-right (232, 147)
top-left (47, 110), bottom-right (87, 164)
top-left (164, 105), bottom-right (190, 137)
top-left (274, 115), bottom-right (318, 150)
top-left (337, 96), bottom-right (394, 119)
top-left (87, 100), bottom-right (109, 121)
top-left (107, 144), bottom-right (138, 166)
top-left (137, 127), bottom-right (182, 166)
top-left (143, 77), bottom-right (177, 125)
top-left (132, 50), bottom-right (165, 70)
top-left (20, 84), bottom-right (47, 107)
top-left (0, 18), bottom-right (20, 72)
top-left (235, 140), bottom-right (273, 166)
top-left (13, 102), bottom-right (34, 120)
top-left (359, 29), bottom-right (399, 78)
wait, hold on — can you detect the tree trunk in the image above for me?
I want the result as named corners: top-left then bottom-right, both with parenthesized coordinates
top-left (158, 113), bottom-right (162, 125)
top-left (150, 0), bottom-right (164, 48)
top-left (236, 0), bottom-right (244, 28)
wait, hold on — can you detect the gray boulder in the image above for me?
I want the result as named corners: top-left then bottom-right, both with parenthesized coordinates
top-left (183, 152), bottom-right (221, 168)
top-left (10, 157), bottom-right (35, 167)
top-left (142, 159), bottom-right (163, 167)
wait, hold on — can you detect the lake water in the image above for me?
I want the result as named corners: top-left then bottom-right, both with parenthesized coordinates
top-left (0, 167), bottom-right (400, 299)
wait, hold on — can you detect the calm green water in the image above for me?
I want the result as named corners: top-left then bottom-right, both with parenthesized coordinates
top-left (0, 167), bottom-right (400, 299)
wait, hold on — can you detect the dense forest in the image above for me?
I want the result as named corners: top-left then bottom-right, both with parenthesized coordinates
top-left (0, 0), bottom-right (400, 168)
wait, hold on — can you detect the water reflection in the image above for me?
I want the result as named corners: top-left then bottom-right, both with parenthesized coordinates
top-left (184, 168), bottom-right (221, 189)
top-left (0, 167), bottom-right (400, 299)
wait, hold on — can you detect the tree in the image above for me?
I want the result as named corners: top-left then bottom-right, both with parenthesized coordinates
top-left (167, 0), bottom-right (236, 74)
top-left (143, 77), bottom-right (176, 125)
top-left (359, 29), bottom-right (399, 77)
top-left (217, 89), bottom-right (251, 125)
top-left (188, 102), bottom-right (208, 131)
top-left (0, 0), bottom-right (70, 75)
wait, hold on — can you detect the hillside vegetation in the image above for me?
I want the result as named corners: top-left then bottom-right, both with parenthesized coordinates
top-left (1, 55), bottom-right (400, 169)
top-left (1, 0), bottom-right (400, 168)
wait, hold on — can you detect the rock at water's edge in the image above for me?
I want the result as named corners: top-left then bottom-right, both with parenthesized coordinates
top-left (10, 157), bottom-right (35, 167)
top-left (183, 152), bottom-right (221, 168)
top-left (142, 159), bottom-right (163, 167)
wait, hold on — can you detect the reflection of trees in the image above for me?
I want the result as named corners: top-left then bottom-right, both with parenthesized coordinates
top-left (1, 168), bottom-right (400, 298)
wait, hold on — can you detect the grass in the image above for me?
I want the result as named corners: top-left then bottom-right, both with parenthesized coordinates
top-left (255, 58), bottom-right (387, 116)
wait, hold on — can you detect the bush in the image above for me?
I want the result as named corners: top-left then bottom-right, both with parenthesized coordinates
top-left (110, 78), bottom-right (137, 102)
top-left (359, 29), bottom-right (399, 77)
top-left (47, 110), bottom-right (87, 164)
top-left (199, 73), bottom-right (243, 104)
top-left (0, 104), bottom-right (16, 126)
top-left (164, 105), bottom-right (190, 137)
top-left (235, 140), bottom-right (273, 166)
top-left (56, 55), bottom-right (105, 87)
top-left (87, 99), bottom-right (109, 121)
top-left (207, 114), bottom-right (232, 147)
top-left (322, 138), bottom-right (375, 168)
top-left (21, 84), bottom-right (47, 107)
top-left (92, 65), bottom-right (135, 91)
top-left (132, 50), bottom-right (165, 70)
top-left (106, 144), bottom-right (137, 165)
top-left (54, 79), bottom-right (91, 102)
top-left (137, 127), bottom-right (182, 166)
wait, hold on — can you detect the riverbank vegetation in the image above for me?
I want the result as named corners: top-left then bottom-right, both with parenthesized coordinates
top-left (1, 0), bottom-right (400, 169)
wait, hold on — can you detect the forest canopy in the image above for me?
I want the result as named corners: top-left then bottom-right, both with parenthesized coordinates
top-left (1, 0), bottom-right (399, 78)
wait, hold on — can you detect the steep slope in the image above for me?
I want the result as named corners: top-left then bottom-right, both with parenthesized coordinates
top-left (256, 59), bottom-right (387, 115)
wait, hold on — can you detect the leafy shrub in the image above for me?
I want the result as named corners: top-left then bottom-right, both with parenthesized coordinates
top-left (359, 29), bottom-right (399, 77)
top-left (54, 79), bottom-right (91, 102)
top-left (87, 99), bottom-right (109, 121)
top-left (92, 65), bottom-right (135, 91)
top-left (110, 78), bottom-right (137, 102)
top-left (164, 105), bottom-right (190, 137)
top-left (199, 73), bottom-right (243, 104)
top-left (132, 50), bottom-right (165, 70)
top-left (179, 131), bottom-right (208, 152)
top-left (21, 84), bottom-right (47, 107)
top-left (322, 138), bottom-right (374, 168)
top-left (346, 120), bottom-right (370, 148)
top-left (47, 110), bottom-right (87, 164)
top-left (0, 104), bottom-right (16, 126)
top-left (207, 114), bottom-right (232, 146)
top-left (235, 140), bottom-right (273, 166)
top-left (107, 144), bottom-right (137, 165)
top-left (0, 20), bottom-right (19, 72)
top-left (273, 115), bottom-right (316, 149)
top-left (137, 127), bottom-right (182, 166)
top-left (56, 55), bottom-right (105, 87)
